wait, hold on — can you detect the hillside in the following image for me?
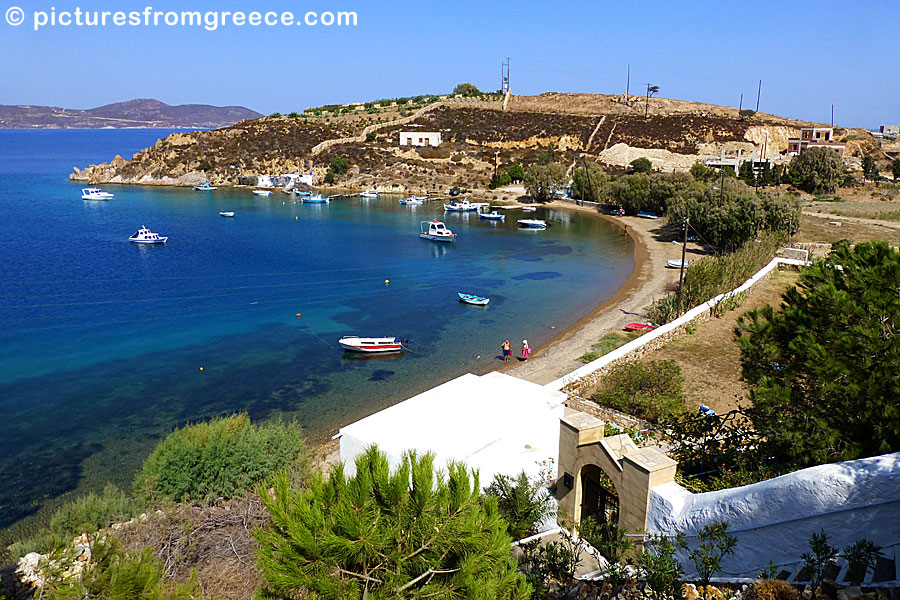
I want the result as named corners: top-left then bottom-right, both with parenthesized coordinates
top-left (0, 98), bottom-right (261, 129)
top-left (68, 92), bottom-right (880, 192)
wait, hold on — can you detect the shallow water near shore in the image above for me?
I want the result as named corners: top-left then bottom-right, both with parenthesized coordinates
top-left (0, 129), bottom-right (633, 533)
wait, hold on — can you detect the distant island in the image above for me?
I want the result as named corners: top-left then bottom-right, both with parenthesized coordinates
top-left (0, 98), bottom-right (262, 129)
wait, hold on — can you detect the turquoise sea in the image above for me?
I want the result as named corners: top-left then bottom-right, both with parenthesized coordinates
top-left (0, 129), bottom-right (633, 532)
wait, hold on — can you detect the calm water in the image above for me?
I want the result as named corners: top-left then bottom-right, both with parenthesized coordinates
top-left (0, 129), bottom-right (633, 531)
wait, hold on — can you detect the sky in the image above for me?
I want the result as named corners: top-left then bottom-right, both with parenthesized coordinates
top-left (0, 0), bottom-right (897, 128)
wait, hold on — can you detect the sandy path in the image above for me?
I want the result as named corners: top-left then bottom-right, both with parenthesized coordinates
top-left (802, 209), bottom-right (900, 229)
top-left (501, 203), bottom-right (707, 386)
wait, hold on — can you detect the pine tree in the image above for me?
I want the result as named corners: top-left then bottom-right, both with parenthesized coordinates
top-left (254, 446), bottom-right (531, 600)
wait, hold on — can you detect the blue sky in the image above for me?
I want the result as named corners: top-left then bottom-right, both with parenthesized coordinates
top-left (1, 0), bottom-right (897, 127)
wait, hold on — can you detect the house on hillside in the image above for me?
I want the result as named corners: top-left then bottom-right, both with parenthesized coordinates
top-left (787, 127), bottom-right (845, 158)
top-left (399, 131), bottom-right (441, 147)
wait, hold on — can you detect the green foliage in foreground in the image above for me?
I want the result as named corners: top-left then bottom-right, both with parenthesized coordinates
top-left (8, 484), bottom-right (136, 559)
top-left (485, 471), bottom-right (552, 540)
top-left (254, 446), bottom-right (530, 600)
top-left (592, 360), bottom-right (687, 423)
top-left (638, 534), bottom-right (683, 600)
top-left (134, 413), bottom-right (305, 505)
top-left (44, 538), bottom-right (202, 600)
top-left (736, 240), bottom-right (900, 467)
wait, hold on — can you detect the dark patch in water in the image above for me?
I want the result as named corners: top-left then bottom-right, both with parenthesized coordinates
top-left (369, 369), bottom-right (396, 382)
top-left (512, 271), bottom-right (562, 281)
top-left (479, 319), bottom-right (494, 326)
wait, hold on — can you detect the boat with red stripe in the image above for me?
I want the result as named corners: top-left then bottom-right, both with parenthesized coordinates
top-left (338, 336), bottom-right (408, 353)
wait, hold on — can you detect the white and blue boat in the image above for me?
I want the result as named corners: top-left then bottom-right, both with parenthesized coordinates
top-left (193, 182), bottom-right (217, 191)
top-left (303, 194), bottom-right (330, 204)
top-left (420, 220), bottom-right (456, 242)
top-left (458, 292), bottom-right (489, 306)
top-left (479, 211), bottom-right (505, 221)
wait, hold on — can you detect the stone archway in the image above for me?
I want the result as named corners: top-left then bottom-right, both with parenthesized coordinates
top-left (579, 463), bottom-right (619, 526)
top-left (557, 409), bottom-right (677, 535)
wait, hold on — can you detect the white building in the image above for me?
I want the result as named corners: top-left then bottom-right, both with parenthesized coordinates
top-left (399, 131), bottom-right (442, 147)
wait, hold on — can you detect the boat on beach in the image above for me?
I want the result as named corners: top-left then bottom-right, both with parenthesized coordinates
top-left (479, 211), bottom-right (505, 221)
top-left (129, 226), bottom-right (167, 244)
top-left (338, 336), bottom-right (407, 353)
top-left (420, 220), bottom-right (456, 242)
top-left (625, 322), bottom-right (658, 332)
top-left (303, 194), bottom-right (330, 204)
top-left (458, 292), bottom-right (490, 306)
top-left (518, 219), bottom-right (548, 229)
top-left (253, 190), bottom-right (272, 197)
top-left (666, 259), bottom-right (689, 269)
top-left (81, 188), bottom-right (114, 200)
top-left (193, 182), bottom-right (217, 191)
top-left (219, 211), bottom-right (235, 217)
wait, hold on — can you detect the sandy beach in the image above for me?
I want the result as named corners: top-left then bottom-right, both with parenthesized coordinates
top-left (501, 202), bottom-right (707, 386)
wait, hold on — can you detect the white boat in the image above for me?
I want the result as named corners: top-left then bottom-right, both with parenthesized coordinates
top-left (518, 219), bottom-right (548, 229)
top-left (666, 259), bottom-right (689, 269)
top-left (303, 194), bottom-right (330, 204)
top-left (129, 226), bottom-right (167, 244)
top-left (338, 336), bottom-right (406, 353)
top-left (219, 211), bottom-right (235, 217)
top-left (193, 182), bottom-right (217, 191)
top-left (253, 190), bottom-right (272, 197)
top-left (479, 211), bottom-right (505, 221)
top-left (444, 199), bottom-right (489, 212)
top-left (522, 206), bottom-right (537, 212)
top-left (400, 196), bottom-right (424, 205)
top-left (420, 220), bottom-right (456, 242)
top-left (81, 188), bottom-right (114, 200)
top-left (360, 190), bottom-right (379, 198)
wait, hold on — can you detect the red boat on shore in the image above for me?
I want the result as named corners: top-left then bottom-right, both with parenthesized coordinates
top-left (624, 322), bottom-right (658, 332)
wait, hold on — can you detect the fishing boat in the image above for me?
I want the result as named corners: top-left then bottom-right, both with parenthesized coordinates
top-left (219, 211), bottom-right (235, 217)
top-left (458, 292), bottom-right (490, 306)
top-left (400, 196), bottom-right (424, 205)
top-left (193, 182), bottom-right (217, 191)
top-left (303, 194), bottom-right (330, 204)
top-left (444, 199), bottom-right (488, 212)
top-left (129, 226), bottom-right (167, 244)
top-left (479, 211), bottom-right (505, 221)
top-left (420, 220), bottom-right (456, 242)
top-left (338, 336), bottom-right (407, 353)
top-left (253, 190), bottom-right (272, 197)
top-left (625, 322), bottom-right (658, 332)
top-left (666, 259), bottom-right (689, 269)
top-left (517, 219), bottom-right (548, 229)
top-left (81, 188), bottom-right (114, 200)
top-left (360, 190), bottom-right (379, 198)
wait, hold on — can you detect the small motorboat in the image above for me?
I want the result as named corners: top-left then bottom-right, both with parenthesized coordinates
top-left (444, 199), bottom-right (488, 212)
top-left (303, 194), bottom-right (330, 204)
top-left (219, 211), bottom-right (235, 217)
top-left (291, 189), bottom-right (312, 196)
top-left (625, 322), bottom-right (658, 332)
top-left (253, 190), bottom-right (272, 197)
top-left (522, 206), bottom-right (537, 212)
top-left (458, 292), bottom-right (490, 306)
top-left (666, 259), bottom-right (689, 269)
top-left (400, 196), bottom-right (424, 205)
top-left (637, 211), bottom-right (659, 219)
top-left (193, 182), bottom-right (217, 191)
top-left (479, 211), bottom-right (505, 221)
top-left (518, 219), bottom-right (548, 229)
top-left (129, 226), bottom-right (167, 244)
top-left (338, 336), bottom-right (406, 353)
top-left (360, 190), bottom-right (379, 198)
top-left (420, 220), bottom-right (456, 242)
top-left (82, 188), bottom-right (114, 200)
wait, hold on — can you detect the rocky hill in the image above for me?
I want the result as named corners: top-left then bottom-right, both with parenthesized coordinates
top-left (0, 98), bottom-right (261, 129)
top-left (69, 92), bottom-right (880, 194)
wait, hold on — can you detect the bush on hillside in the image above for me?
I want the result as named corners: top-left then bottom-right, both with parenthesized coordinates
top-left (134, 414), bottom-right (305, 505)
top-left (787, 147), bottom-right (848, 193)
top-left (591, 360), bottom-right (687, 423)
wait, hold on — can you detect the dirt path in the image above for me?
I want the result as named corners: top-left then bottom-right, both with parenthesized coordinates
top-left (801, 209), bottom-right (900, 229)
top-left (502, 204), bottom-right (708, 386)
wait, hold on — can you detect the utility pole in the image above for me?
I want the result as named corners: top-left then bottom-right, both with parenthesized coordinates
top-left (626, 64), bottom-right (630, 102)
top-left (582, 155), bottom-right (595, 205)
top-left (739, 93), bottom-right (743, 112)
top-left (756, 79), bottom-right (762, 113)
top-left (831, 104), bottom-right (834, 127)
top-left (676, 207), bottom-right (689, 318)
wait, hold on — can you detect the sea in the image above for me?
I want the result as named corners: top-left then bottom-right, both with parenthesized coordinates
top-left (0, 129), bottom-right (633, 535)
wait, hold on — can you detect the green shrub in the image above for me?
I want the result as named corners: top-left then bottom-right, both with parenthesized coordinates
top-left (134, 413), bottom-right (305, 505)
top-left (485, 471), bottom-right (552, 540)
top-left (638, 534), bottom-right (683, 600)
top-left (329, 156), bottom-right (349, 177)
top-left (45, 538), bottom-right (201, 600)
top-left (269, 112), bottom-right (282, 118)
top-left (592, 360), bottom-right (687, 423)
top-left (365, 131), bottom-right (377, 142)
top-left (630, 157), bottom-right (652, 173)
top-left (577, 519), bottom-right (634, 565)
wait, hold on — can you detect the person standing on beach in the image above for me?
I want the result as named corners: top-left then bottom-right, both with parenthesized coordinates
top-left (521, 340), bottom-right (531, 361)
top-left (501, 339), bottom-right (511, 363)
